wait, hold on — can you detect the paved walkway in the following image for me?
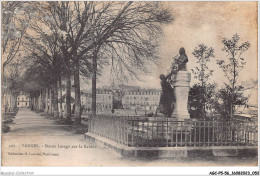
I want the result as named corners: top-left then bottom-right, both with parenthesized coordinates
top-left (2, 108), bottom-right (258, 166)
top-left (4, 108), bottom-right (72, 136)
top-left (2, 108), bottom-right (121, 166)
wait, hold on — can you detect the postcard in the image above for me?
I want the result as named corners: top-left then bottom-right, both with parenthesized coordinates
top-left (1, 1), bottom-right (258, 175)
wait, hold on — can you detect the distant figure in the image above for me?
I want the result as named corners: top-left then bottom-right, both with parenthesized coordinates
top-left (154, 74), bottom-right (175, 117)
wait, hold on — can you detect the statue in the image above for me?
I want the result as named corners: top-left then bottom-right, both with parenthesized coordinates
top-left (169, 47), bottom-right (189, 76)
top-left (154, 74), bottom-right (175, 118)
top-left (171, 47), bottom-right (191, 120)
top-left (154, 47), bottom-right (190, 119)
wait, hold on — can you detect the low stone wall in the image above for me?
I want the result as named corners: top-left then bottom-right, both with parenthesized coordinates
top-left (85, 132), bottom-right (258, 159)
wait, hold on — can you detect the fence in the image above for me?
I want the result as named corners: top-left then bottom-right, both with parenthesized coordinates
top-left (89, 116), bottom-right (258, 148)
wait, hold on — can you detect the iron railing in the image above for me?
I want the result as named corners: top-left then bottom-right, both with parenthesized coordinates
top-left (89, 116), bottom-right (258, 147)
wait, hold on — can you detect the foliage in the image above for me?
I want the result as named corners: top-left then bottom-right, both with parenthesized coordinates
top-left (216, 34), bottom-right (250, 119)
top-left (7, 62), bottom-right (23, 97)
top-left (113, 100), bottom-right (123, 109)
top-left (213, 85), bottom-right (248, 120)
top-left (191, 44), bottom-right (214, 87)
top-left (2, 2), bottom-right (173, 121)
top-left (189, 44), bottom-right (215, 118)
top-left (217, 34), bottom-right (250, 87)
top-left (2, 2), bottom-right (36, 68)
top-left (188, 83), bottom-right (217, 119)
top-left (21, 61), bottom-right (52, 97)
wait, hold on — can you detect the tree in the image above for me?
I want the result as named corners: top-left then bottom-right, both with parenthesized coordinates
top-left (188, 83), bottom-right (217, 119)
top-left (217, 34), bottom-right (250, 119)
top-left (190, 44), bottom-right (215, 118)
top-left (2, 2), bottom-right (32, 112)
top-left (4, 2), bottom-right (173, 125)
top-left (5, 61), bottom-right (24, 110)
top-left (44, 2), bottom-right (173, 124)
top-left (214, 85), bottom-right (248, 121)
top-left (21, 61), bottom-right (52, 110)
top-left (23, 28), bottom-right (63, 118)
top-left (2, 2), bottom-right (30, 68)
top-left (88, 2), bottom-right (173, 118)
top-left (192, 44), bottom-right (214, 87)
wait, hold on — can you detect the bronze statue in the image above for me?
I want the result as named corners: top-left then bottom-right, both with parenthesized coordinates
top-left (154, 74), bottom-right (175, 117)
top-left (154, 47), bottom-right (189, 117)
top-left (169, 47), bottom-right (189, 76)
top-left (176, 47), bottom-right (188, 71)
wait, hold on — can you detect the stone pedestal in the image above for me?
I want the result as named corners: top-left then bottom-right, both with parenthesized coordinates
top-left (171, 71), bottom-right (191, 121)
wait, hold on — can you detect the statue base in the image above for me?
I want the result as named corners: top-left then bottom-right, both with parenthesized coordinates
top-left (171, 70), bottom-right (191, 121)
top-left (171, 112), bottom-right (190, 121)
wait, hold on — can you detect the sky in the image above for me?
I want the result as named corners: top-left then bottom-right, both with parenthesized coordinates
top-left (83, 1), bottom-right (258, 90)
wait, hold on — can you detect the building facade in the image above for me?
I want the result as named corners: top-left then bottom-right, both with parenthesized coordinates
top-left (81, 92), bottom-right (92, 113)
top-left (17, 93), bottom-right (30, 108)
top-left (122, 89), bottom-right (161, 111)
top-left (96, 90), bottom-right (113, 113)
top-left (80, 89), bottom-right (113, 114)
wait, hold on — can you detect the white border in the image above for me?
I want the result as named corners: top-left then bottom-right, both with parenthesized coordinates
top-left (1, 0), bottom-right (259, 175)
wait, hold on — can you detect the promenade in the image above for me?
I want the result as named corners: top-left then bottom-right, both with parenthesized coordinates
top-left (2, 108), bottom-right (257, 166)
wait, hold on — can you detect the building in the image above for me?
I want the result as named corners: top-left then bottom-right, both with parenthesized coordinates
top-left (17, 93), bottom-right (30, 108)
top-left (80, 89), bottom-right (113, 114)
top-left (234, 85), bottom-right (258, 121)
top-left (96, 89), bottom-right (113, 113)
top-left (81, 92), bottom-right (92, 113)
top-left (122, 88), bottom-right (161, 111)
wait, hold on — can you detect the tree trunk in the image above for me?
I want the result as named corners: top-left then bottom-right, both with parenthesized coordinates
top-left (50, 86), bottom-right (53, 115)
top-left (41, 91), bottom-right (44, 111)
top-left (32, 96), bottom-right (35, 110)
top-left (53, 81), bottom-right (59, 118)
top-left (35, 96), bottom-right (37, 109)
top-left (14, 94), bottom-right (17, 109)
top-left (65, 72), bottom-right (71, 122)
top-left (30, 96), bottom-right (33, 110)
top-left (9, 92), bottom-right (12, 111)
top-left (38, 93), bottom-right (40, 110)
top-left (45, 88), bottom-right (48, 113)
top-left (74, 58), bottom-right (81, 125)
top-left (92, 54), bottom-right (97, 118)
top-left (59, 77), bottom-right (63, 117)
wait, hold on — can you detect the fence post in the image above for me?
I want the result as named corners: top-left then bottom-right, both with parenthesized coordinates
top-left (166, 119), bottom-right (169, 147)
top-left (132, 121), bottom-right (134, 147)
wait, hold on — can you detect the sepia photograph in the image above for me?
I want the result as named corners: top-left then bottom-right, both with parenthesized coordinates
top-left (1, 0), bottom-right (259, 175)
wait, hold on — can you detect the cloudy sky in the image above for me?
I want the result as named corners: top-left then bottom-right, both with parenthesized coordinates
top-left (92, 1), bottom-right (257, 90)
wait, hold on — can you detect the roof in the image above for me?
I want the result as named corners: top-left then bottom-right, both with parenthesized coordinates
top-left (126, 88), bottom-right (161, 94)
